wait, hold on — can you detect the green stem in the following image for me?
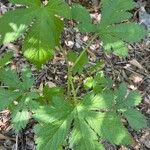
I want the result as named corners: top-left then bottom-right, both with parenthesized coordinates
top-left (59, 46), bottom-right (71, 98)
top-left (70, 76), bottom-right (76, 100)
top-left (67, 68), bottom-right (71, 99)
top-left (71, 34), bottom-right (98, 71)
top-left (60, 34), bottom-right (98, 101)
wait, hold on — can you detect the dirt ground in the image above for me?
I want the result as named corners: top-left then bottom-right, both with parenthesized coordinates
top-left (0, 0), bottom-right (150, 149)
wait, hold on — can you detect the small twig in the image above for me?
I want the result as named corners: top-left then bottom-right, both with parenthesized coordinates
top-left (15, 133), bottom-right (19, 150)
top-left (123, 67), bottom-right (149, 77)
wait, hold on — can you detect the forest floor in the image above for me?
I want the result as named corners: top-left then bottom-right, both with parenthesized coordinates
top-left (0, 0), bottom-right (150, 150)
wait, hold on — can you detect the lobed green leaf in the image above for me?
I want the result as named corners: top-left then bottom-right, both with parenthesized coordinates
top-left (87, 112), bottom-right (133, 145)
top-left (123, 109), bottom-right (147, 130)
top-left (0, 0), bottom-right (70, 67)
top-left (12, 109), bottom-right (30, 132)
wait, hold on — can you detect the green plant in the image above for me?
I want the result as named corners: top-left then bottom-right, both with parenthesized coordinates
top-left (0, 66), bottom-right (39, 131)
top-left (33, 80), bottom-right (147, 150)
top-left (0, 0), bottom-right (148, 150)
top-left (0, 0), bottom-right (70, 68)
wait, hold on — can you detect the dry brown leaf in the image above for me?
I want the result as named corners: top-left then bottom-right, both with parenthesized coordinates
top-left (141, 130), bottom-right (150, 148)
top-left (45, 81), bottom-right (56, 88)
top-left (129, 59), bottom-right (145, 70)
top-left (129, 74), bottom-right (144, 83)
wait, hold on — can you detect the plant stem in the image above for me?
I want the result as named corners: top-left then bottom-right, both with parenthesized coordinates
top-left (59, 46), bottom-right (76, 100)
top-left (67, 68), bottom-right (71, 99)
top-left (59, 46), bottom-right (71, 98)
top-left (60, 34), bottom-right (98, 101)
top-left (71, 34), bottom-right (98, 71)
top-left (70, 76), bottom-right (76, 100)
